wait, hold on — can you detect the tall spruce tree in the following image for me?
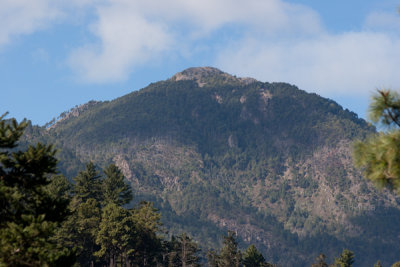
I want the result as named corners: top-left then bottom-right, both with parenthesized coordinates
top-left (95, 203), bottom-right (135, 267)
top-left (67, 198), bottom-right (101, 266)
top-left (73, 162), bottom-right (102, 202)
top-left (58, 163), bottom-right (103, 266)
top-left (102, 164), bottom-right (132, 206)
top-left (0, 114), bottom-right (75, 266)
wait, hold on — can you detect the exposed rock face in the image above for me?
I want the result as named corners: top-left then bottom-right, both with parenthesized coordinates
top-left (47, 100), bottom-right (100, 129)
top-left (170, 66), bottom-right (256, 87)
top-left (114, 154), bottom-right (134, 181)
top-left (171, 67), bottom-right (224, 81)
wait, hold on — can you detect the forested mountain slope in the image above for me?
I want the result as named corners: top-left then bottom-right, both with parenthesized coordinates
top-left (23, 67), bottom-right (400, 266)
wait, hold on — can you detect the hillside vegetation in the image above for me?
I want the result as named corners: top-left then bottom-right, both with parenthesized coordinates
top-left (23, 67), bottom-right (400, 266)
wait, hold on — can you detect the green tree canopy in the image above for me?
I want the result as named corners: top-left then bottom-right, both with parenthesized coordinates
top-left (242, 244), bottom-right (273, 267)
top-left (332, 249), bottom-right (354, 267)
top-left (209, 231), bottom-right (242, 267)
top-left (0, 114), bottom-right (74, 266)
top-left (73, 162), bottom-right (102, 202)
top-left (168, 233), bottom-right (201, 267)
top-left (102, 163), bottom-right (132, 206)
top-left (130, 201), bottom-right (163, 266)
top-left (95, 203), bottom-right (134, 267)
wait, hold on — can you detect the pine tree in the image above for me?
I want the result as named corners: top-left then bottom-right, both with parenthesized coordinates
top-left (242, 244), bottom-right (273, 267)
top-left (102, 164), bottom-right (132, 206)
top-left (218, 231), bottom-right (242, 267)
top-left (332, 249), bottom-right (354, 267)
top-left (73, 162), bottom-right (102, 202)
top-left (54, 163), bottom-right (104, 266)
top-left (46, 174), bottom-right (72, 200)
top-left (354, 90), bottom-right (400, 194)
top-left (130, 201), bottom-right (163, 266)
top-left (95, 203), bottom-right (135, 267)
top-left (71, 163), bottom-right (133, 265)
top-left (70, 198), bottom-right (102, 266)
top-left (168, 233), bottom-right (201, 267)
top-left (353, 90), bottom-right (400, 266)
top-left (0, 114), bottom-right (75, 266)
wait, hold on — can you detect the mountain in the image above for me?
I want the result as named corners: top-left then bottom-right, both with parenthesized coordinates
top-left (23, 67), bottom-right (400, 266)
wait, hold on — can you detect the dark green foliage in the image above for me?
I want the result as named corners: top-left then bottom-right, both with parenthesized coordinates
top-left (354, 90), bottom-right (400, 194)
top-left (368, 90), bottom-right (400, 128)
top-left (102, 163), bottom-right (132, 205)
top-left (242, 244), bottom-right (273, 267)
top-left (63, 198), bottom-right (101, 266)
top-left (354, 130), bottom-right (400, 193)
top-left (208, 232), bottom-right (273, 267)
top-left (94, 203), bottom-right (134, 266)
top-left (73, 162), bottom-right (102, 202)
top-left (333, 249), bottom-right (354, 267)
top-left (168, 233), bottom-right (201, 267)
top-left (55, 163), bottom-right (167, 267)
top-left (0, 115), bottom-right (74, 266)
top-left (130, 201), bottom-right (164, 266)
top-left (211, 231), bottom-right (242, 267)
top-left (46, 174), bottom-right (72, 200)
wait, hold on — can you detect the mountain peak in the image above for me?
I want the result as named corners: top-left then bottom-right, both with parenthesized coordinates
top-left (170, 67), bottom-right (257, 87)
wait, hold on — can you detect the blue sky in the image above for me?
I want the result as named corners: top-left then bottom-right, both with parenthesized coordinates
top-left (1, 0), bottom-right (399, 126)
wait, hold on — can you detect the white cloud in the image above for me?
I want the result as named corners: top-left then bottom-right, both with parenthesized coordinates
top-left (216, 32), bottom-right (400, 96)
top-left (364, 11), bottom-right (400, 32)
top-left (0, 0), bottom-right (61, 47)
top-left (0, 0), bottom-right (100, 48)
top-left (68, 2), bottom-right (173, 83)
top-left (212, 4), bottom-right (400, 99)
top-left (6, 0), bottom-right (397, 97)
top-left (67, 0), bottom-right (323, 82)
top-left (112, 0), bottom-right (322, 36)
